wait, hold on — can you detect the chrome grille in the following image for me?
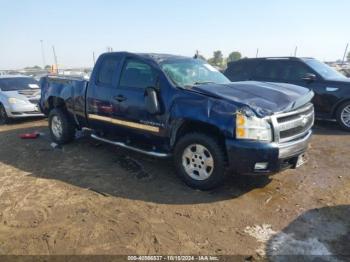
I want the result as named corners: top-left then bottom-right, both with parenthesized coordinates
top-left (271, 103), bottom-right (314, 143)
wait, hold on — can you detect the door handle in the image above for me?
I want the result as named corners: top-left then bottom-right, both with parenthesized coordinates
top-left (114, 95), bottom-right (127, 102)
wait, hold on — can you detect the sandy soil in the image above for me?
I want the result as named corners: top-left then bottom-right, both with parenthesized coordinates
top-left (0, 118), bottom-right (349, 260)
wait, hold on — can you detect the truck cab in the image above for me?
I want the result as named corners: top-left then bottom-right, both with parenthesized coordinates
top-left (40, 52), bottom-right (315, 190)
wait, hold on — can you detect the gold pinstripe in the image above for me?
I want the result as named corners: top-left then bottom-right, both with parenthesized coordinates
top-left (88, 114), bottom-right (160, 133)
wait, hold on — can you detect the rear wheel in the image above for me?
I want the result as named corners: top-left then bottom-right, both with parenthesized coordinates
top-left (48, 108), bottom-right (76, 144)
top-left (174, 133), bottom-right (227, 190)
top-left (0, 103), bottom-right (9, 125)
top-left (336, 101), bottom-right (350, 131)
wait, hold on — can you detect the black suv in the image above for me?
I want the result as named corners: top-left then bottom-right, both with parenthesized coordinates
top-left (225, 57), bottom-right (350, 131)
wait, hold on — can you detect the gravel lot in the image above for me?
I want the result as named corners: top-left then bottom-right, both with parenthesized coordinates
top-left (0, 119), bottom-right (349, 260)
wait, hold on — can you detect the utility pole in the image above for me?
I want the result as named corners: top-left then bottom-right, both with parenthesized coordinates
top-left (52, 46), bottom-right (58, 74)
top-left (294, 46), bottom-right (298, 57)
top-left (256, 48), bottom-right (259, 58)
top-left (40, 40), bottom-right (46, 69)
top-left (342, 43), bottom-right (349, 65)
top-left (93, 52), bottom-right (96, 65)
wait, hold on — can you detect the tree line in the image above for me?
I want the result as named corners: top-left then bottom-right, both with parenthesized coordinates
top-left (196, 51), bottom-right (243, 69)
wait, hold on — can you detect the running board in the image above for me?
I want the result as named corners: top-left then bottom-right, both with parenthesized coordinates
top-left (90, 134), bottom-right (171, 158)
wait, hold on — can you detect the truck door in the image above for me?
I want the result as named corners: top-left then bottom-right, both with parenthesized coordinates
top-left (275, 61), bottom-right (326, 115)
top-left (253, 60), bottom-right (324, 115)
top-left (110, 57), bottom-right (167, 150)
top-left (86, 54), bottom-right (123, 134)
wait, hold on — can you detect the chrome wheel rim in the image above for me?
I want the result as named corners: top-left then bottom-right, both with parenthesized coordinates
top-left (51, 115), bottom-right (63, 138)
top-left (341, 105), bottom-right (350, 127)
top-left (182, 144), bottom-right (214, 181)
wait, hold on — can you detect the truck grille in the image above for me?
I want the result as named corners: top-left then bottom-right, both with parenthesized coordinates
top-left (271, 103), bottom-right (314, 143)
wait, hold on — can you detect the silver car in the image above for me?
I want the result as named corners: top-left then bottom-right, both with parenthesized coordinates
top-left (0, 75), bottom-right (44, 124)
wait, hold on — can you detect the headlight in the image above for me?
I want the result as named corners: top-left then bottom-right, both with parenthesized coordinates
top-left (8, 98), bottom-right (28, 105)
top-left (236, 112), bottom-right (272, 142)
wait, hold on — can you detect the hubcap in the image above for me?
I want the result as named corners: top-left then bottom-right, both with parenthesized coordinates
top-left (341, 105), bottom-right (350, 127)
top-left (182, 144), bottom-right (214, 181)
top-left (51, 115), bottom-right (63, 138)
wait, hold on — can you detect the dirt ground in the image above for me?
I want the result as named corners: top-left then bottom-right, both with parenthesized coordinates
top-left (0, 118), bottom-right (349, 260)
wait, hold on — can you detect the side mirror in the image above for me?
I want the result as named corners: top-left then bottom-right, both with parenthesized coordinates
top-left (302, 73), bottom-right (317, 82)
top-left (145, 87), bottom-right (161, 114)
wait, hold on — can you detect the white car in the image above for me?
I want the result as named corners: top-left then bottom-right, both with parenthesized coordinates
top-left (0, 75), bottom-right (44, 124)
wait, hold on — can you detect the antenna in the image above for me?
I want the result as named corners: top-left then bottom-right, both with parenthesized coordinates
top-left (342, 43), bottom-right (349, 65)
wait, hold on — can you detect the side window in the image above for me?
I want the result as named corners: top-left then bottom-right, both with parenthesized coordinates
top-left (253, 61), bottom-right (280, 80)
top-left (226, 62), bottom-right (250, 81)
top-left (119, 59), bottom-right (157, 89)
top-left (279, 61), bottom-right (311, 81)
top-left (97, 57), bottom-right (120, 86)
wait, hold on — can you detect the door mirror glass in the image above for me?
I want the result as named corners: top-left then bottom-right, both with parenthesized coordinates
top-left (302, 73), bottom-right (317, 82)
top-left (145, 87), bottom-right (160, 114)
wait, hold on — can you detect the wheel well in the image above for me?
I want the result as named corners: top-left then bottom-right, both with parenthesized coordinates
top-left (48, 96), bottom-right (66, 111)
top-left (333, 99), bottom-right (350, 118)
top-left (173, 120), bottom-right (227, 150)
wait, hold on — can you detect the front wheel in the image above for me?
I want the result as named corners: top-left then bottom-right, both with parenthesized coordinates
top-left (48, 108), bottom-right (76, 144)
top-left (0, 103), bottom-right (9, 125)
top-left (174, 133), bottom-right (227, 190)
top-left (336, 101), bottom-right (350, 131)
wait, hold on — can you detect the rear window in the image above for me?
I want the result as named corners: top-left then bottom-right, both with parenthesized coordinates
top-left (97, 57), bottom-right (120, 85)
top-left (0, 77), bottom-right (39, 91)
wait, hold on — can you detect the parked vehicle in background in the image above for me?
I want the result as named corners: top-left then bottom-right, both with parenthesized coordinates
top-left (40, 52), bottom-right (314, 190)
top-left (0, 75), bottom-right (44, 124)
top-left (224, 57), bottom-right (350, 131)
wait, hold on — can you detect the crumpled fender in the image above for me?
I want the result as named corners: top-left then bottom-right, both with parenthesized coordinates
top-left (167, 91), bottom-right (240, 141)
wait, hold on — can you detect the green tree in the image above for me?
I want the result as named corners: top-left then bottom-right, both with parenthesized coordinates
top-left (44, 65), bottom-right (52, 70)
top-left (208, 50), bottom-right (224, 67)
top-left (227, 51), bottom-right (242, 63)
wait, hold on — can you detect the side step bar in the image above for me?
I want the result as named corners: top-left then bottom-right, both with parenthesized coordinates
top-left (91, 134), bottom-right (171, 158)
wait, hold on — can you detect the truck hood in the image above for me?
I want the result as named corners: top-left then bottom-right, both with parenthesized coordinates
top-left (191, 81), bottom-right (314, 117)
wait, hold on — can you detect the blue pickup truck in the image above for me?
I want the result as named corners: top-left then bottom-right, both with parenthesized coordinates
top-left (40, 52), bottom-right (314, 190)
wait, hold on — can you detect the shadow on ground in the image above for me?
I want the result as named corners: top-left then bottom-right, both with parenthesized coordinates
top-left (0, 123), bottom-right (272, 205)
top-left (267, 205), bottom-right (350, 262)
top-left (313, 120), bottom-right (349, 136)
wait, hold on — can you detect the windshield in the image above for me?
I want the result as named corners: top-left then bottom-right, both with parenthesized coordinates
top-left (0, 77), bottom-right (39, 91)
top-left (304, 59), bottom-right (346, 80)
top-left (161, 59), bottom-right (230, 88)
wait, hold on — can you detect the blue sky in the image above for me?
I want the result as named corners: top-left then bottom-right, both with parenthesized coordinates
top-left (0, 0), bottom-right (349, 69)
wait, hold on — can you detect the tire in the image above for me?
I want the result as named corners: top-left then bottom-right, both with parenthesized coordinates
top-left (48, 108), bottom-right (76, 144)
top-left (336, 101), bottom-right (350, 131)
top-left (0, 103), bottom-right (9, 125)
top-left (174, 132), bottom-right (227, 190)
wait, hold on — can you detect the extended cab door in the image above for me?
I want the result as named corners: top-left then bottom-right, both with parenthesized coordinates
top-left (109, 57), bottom-right (167, 150)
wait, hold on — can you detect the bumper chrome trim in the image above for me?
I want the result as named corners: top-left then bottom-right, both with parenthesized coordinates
top-left (278, 130), bottom-right (312, 158)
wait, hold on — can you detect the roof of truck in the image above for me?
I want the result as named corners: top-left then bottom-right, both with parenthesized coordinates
top-left (104, 52), bottom-right (191, 64)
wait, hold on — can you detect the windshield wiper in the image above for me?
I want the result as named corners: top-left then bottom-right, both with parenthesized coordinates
top-left (193, 81), bottom-right (216, 85)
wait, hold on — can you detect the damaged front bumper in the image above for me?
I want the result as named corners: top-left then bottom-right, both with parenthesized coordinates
top-left (225, 131), bottom-right (312, 175)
